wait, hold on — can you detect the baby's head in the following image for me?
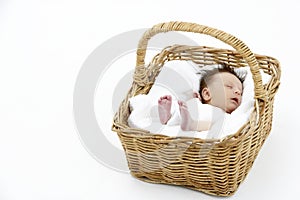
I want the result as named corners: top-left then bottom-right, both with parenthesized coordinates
top-left (198, 64), bottom-right (245, 114)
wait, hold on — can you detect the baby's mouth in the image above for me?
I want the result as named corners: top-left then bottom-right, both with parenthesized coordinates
top-left (231, 97), bottom-right (239, 105)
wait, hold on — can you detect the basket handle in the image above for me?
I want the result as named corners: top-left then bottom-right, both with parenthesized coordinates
top-left (136, 21), bottom-right (266, 101)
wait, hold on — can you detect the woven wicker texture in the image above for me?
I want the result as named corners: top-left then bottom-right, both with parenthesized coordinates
top-left (112, 22), bottom-right (280, 196)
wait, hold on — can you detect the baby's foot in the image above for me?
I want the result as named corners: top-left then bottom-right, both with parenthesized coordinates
top-left (178, 100), bottom-right (193, 131)
top-left (158, 95), bottom-right (172, 124)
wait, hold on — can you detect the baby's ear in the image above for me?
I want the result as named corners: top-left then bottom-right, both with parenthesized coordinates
top-left (201, 88), bottom-right (211, 102)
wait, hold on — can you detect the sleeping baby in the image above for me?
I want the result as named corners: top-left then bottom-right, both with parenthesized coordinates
top-left (158, 64), bottom-right (245, 131)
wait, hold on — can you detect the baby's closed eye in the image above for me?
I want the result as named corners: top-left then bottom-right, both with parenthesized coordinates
top-left (225, 84), bottom-right (233, 89)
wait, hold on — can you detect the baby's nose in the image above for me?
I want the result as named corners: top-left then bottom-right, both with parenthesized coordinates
top-left (234, 89), bottom-right (242, 95)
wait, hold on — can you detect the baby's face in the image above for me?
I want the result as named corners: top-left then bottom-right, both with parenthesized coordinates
top-left (207, 72), bottom-right (243, 113)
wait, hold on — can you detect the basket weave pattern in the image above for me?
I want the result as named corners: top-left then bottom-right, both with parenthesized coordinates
top-left (112, 22), bottom-right (280, 196)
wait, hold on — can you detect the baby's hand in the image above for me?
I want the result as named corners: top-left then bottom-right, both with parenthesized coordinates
top-left (193, 92), bottom-right (201, 101)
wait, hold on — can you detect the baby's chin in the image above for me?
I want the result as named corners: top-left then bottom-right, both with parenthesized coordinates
top-left (225, 105), bottom-right (239, 114)
top-left (213, 103), bottom-right (239, 114)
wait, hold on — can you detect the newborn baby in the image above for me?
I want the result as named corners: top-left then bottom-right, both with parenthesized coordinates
top-left (158, 64), bottom-right (245, 131)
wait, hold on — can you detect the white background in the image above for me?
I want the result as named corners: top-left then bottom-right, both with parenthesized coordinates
top-left (0, 0), bottom-right (299, 199)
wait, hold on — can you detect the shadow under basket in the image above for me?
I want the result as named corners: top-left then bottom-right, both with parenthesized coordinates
top-left (112, 21), bottom-right (281, 197)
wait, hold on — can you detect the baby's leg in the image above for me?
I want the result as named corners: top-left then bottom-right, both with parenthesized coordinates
top-left (178, 100), bottom-right (197, 131)
top-left (158, 95), bottom-right (172, 124)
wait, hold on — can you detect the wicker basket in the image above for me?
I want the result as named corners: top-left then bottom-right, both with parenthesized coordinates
top-left (112, 22), bottom-right (280, 196)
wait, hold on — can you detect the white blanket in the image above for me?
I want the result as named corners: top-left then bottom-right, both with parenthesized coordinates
top-left (128, 61), bottom-right (269, 139)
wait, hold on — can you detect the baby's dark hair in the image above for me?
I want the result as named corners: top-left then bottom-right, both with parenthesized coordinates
top-left (198, 64), bottom-right (246, 103)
